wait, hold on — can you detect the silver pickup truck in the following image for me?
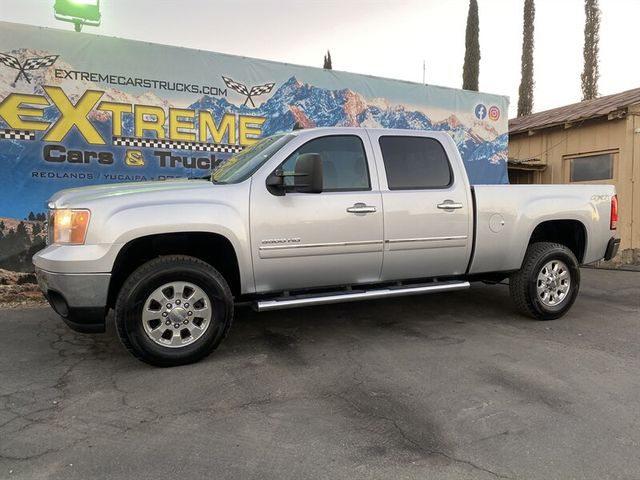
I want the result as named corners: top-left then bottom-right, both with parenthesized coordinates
top-left (34, 128), bottom-right (620, 366)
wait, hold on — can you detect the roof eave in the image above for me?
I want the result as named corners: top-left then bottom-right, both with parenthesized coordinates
top-left (509, 110), bottom-right (627, 136)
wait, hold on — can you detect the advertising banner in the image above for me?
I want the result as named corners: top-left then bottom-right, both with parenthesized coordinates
top-left (0, 21), bottom-right (508, 272)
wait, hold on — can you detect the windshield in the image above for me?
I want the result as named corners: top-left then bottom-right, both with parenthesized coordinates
top-left (211, 134), bottom-right (294, 184)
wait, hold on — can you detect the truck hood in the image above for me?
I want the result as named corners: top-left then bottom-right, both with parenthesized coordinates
top-left (48, 179), bottom-right (218, 209)
top-left (46, 177), bottom-right (251, 247)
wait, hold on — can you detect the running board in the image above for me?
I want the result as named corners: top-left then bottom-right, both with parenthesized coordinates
top-left (254, 280), bottom-right (470, 312)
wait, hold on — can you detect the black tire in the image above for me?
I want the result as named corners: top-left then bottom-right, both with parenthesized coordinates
top-left (115, 255), bottom-right (233, 367)
top-left (509, 242), bottom-right (580, 320)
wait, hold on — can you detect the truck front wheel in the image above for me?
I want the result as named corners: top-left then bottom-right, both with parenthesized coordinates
top-left (509, 242), bottom-right (580, 320)
top-left (114, 255), bottom-right (234, 367)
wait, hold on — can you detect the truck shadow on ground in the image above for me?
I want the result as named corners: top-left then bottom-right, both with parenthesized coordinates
top-left (196, 282), bottom-right (529, 368)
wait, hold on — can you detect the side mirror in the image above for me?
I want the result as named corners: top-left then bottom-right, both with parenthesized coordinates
top-left (266, 168), bottom-right (285, 196)
top-left (294, 153), bottom-right (323, 194)
top-left (265, 153), bottom-right (324, 196)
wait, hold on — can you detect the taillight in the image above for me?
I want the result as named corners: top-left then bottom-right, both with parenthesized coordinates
top-left (610, 195), bottom-right (618, 230)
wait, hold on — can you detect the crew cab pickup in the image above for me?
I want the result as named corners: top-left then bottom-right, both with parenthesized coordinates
top-left (34, 128), bottom-right (620, 366)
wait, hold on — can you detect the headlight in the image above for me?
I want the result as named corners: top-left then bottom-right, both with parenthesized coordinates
top-left (50, 209), bottom-right (91, 244)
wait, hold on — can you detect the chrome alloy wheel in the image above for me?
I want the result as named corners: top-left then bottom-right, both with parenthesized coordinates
top-left (536, 260), bottom-right (571, 307)
top-left (142, 281), bottom-right (212, 348)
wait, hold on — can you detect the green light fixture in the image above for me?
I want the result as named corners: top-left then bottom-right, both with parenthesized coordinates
top-left (54, 0), bottom-right (101, 32)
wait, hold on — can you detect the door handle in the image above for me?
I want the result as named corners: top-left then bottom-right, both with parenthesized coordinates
top-left (437, 200), bottom-right (464, 210)
top-left (347, 202), bottom-right (377, 214)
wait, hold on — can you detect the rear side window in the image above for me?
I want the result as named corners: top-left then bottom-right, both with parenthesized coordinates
top-left (379, 136), bottom-right (452, 189)
top-left (281, 135), bottom-right (370, 191)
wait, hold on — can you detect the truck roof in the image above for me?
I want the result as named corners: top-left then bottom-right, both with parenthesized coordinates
top-left (290, 126), bottom-right (452, 139)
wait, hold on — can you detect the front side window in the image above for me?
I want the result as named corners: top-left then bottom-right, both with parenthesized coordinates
top-left (280, 135), bottom-right (371, 192)
top-left (379, 136), bottom-right (452, 190)
top-left (568, 153), bottom-right (614, 182)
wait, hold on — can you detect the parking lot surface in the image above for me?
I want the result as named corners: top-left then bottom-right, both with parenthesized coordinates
top-left (1, 268), bottom-right (639, 480)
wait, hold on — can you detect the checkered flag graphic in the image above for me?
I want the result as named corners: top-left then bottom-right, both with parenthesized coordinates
top-left (23, 55), bottom-right (59, 70)
top-left (0, 53), bottom-right (59, 84)
top-left (222, 76), bottom-right (250, 97)
top-left (222, 76), bottom-right (275, 107)
top-left (249, 83), bottom-right (275, 97)
top-left (0, 53), bottom-right (22, 70)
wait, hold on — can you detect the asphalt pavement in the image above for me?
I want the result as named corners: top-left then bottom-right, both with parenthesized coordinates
top-left (1, 268), bottom-right (639, 480)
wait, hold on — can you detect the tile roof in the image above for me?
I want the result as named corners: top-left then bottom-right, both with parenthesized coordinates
top-left (509, 87), bottom-right (640, 135)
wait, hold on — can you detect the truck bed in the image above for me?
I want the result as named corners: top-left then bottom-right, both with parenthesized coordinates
top-left (469, 184), bottom-right (616, 274)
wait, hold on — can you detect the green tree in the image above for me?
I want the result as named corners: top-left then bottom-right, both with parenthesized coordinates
top-left (15, 222), bottom-right (30, 248)
top-left (28, 211), bottom-right (35, 221)
top-left (0, 228), bottom-right (18, 270)
top-left (0, 220), bottom-right (5, 231)
top-left (26, 236), bottom-right (46, 272)
top-left (462, 0), bottom-right (480, 91)
top-left (32, 223), bottom-right (41, 236)
top-left (323, 50), bottom-right (332, 70)
top-left (581, 0), bottom-right (600, 100)
top-left (0, 223), bottom-right (35, 271)
top-left (517, 0), bottom-right (535, 117)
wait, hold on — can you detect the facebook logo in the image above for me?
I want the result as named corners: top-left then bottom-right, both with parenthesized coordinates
top-left (474, 104), bottom-right (487, 120)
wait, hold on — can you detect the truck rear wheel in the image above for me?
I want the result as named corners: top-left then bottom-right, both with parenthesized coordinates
top-left (115, 255), bottom-right (233, 367)
top-left (509, 242), bottom-right (580, 320)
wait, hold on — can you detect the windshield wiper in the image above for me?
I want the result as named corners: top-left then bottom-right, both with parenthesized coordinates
top-left (188, 173), bottom-right (213, 180)
top-left (210, 176), bottom-right (228, 185)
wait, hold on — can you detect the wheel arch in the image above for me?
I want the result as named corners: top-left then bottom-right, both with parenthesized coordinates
top-left (527, 219), bottom-right (587, 264)
top-left (107, 232), bottom-right (241, 309)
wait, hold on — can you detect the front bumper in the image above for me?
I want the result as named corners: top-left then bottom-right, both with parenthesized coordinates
top-left (604, 237), bottom-right (621, 261)
top-left (35, 268), bottom-right (110, 333)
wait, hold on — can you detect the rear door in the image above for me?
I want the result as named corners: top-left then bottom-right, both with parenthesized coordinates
top-left (250, 132), bottom-right (384, 292)
top-left (367, 131), bottom-right (473, 280)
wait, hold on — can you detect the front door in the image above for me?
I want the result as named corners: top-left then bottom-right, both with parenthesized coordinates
top-left (250, 133), bottom-right (384, 293)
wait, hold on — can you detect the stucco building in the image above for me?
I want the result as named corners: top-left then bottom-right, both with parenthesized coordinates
top-left (508, 88), bottom-right (640, 266)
